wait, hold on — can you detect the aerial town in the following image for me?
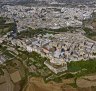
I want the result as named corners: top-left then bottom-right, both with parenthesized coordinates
top-left (0, 5), bottom-right (95, 30)
top-left (0, 0), bottom-right (96, 91)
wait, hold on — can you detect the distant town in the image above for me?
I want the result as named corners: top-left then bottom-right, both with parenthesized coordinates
top-left (0, 5), bottom-right (96, 30)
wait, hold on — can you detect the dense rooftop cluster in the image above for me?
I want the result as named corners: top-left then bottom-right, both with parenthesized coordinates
top-left (0, 5), bottom-right (95, 30)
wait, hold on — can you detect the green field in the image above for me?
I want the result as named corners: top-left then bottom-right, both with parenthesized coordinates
top-left (0, 17), bottom-right (15, 35)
